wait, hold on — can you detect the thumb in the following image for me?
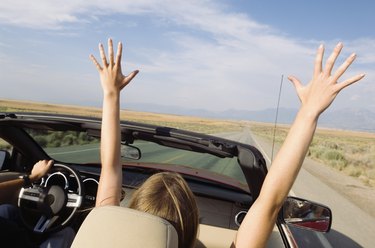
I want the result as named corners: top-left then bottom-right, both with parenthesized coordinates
top-left (120, 70), bottom-right (139, 90)
top-left (47, 160), bottom-right (54, 169)
top-left (288, 75), bottom-right (302, 91)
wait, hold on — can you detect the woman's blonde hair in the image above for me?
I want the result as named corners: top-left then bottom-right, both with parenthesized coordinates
top-left (128, 172), bottom-right (199, 248)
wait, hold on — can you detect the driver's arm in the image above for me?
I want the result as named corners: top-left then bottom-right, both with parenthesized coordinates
top-left (0, 160), bottom-right (53, 204)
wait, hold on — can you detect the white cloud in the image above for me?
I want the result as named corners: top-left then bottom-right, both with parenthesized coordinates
top-left (0, 0), bottom-right (81, 29)
top-left (0, 0), bottom-right (374, 112)
top-left (346, 38), bottom-right (375, 64)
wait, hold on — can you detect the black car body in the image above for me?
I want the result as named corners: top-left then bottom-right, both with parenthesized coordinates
top-left (0, 113), bottom-right (332, 247)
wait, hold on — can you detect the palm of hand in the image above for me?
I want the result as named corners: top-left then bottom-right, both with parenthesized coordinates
top-left (289, 43), bottom-right (364, 116)
top-left (90, 38), bottom-right (138, 93)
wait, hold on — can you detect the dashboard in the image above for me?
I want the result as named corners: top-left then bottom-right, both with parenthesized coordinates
top-left (54, 163), bottom-right (251, 230)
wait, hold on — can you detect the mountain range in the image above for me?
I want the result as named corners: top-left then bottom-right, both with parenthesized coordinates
top-left (125, 103), bottom-right (375, 132)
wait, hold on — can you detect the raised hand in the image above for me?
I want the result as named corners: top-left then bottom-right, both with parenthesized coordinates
top-left (288, 43), bottom-right (365, 117)
top-left (91, 39), bottom-right (139, 206)
top-left (90, 38), bottom-right (139, 94)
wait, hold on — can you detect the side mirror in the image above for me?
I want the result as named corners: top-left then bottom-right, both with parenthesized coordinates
top-left (281, 196), bottom-right (332, 232)
top-left (0, 150), bottom-right (10, 170)
top-left (121, 144), bottom-right (141, 160)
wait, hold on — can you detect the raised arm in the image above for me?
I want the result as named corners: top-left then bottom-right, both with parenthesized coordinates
top-left (90, 39), bottom-right (138, 207)
top-left (234, 43), bottom-right (365, 247)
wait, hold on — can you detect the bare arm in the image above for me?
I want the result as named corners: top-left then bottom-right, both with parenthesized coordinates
top-left (0, 160), bottom-right (52, 204)
top-left (234, 43), bottom-right (365, 247)
top-left (90, 39), bottom-right (138, 206)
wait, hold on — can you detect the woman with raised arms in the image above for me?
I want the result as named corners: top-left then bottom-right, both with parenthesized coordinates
top-left (90, 39), bottom-right (364, 248)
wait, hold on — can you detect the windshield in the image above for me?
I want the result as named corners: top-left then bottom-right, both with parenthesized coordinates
top-left (26, 128), bottom-right (246, 184)
top-left (128, 140), bottom-right (246, 184)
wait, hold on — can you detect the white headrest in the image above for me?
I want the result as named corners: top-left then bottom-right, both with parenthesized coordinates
top-left (71, 206), bottom-right (179, 248)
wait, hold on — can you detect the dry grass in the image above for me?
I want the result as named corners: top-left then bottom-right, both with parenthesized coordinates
top-left (0, 99), bottom-right (241, 134)
top-left (1, 99), bottom-right (102, 117)
top-left (250, 123), bottom-right (375, 187)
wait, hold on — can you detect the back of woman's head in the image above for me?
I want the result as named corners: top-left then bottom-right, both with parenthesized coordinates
top-left (128, 172), bottom-right (199, 248)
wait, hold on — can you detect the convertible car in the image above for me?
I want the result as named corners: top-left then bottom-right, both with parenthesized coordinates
top-left (0, 112), bottom-right (332, 247)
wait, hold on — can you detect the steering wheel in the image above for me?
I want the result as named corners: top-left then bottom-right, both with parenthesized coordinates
top-left (18, 163), bottom-right (84, 233)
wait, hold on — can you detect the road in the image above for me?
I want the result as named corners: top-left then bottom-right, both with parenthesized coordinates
top-left (218, 129), bottom-right (375, 248)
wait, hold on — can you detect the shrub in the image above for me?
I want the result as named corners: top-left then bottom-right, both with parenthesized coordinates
top-left (330, 159), bottom-right (347, 171)
top-left (0, 144), bottom-right (11, 150)
top-left (322, 149), bottom-right (346, 162)
top-left (47, 139), bottom-right (61, 148)
top-left (346, 165), bottom-right (362, 177)
top-left (62, 134), bottom-right (76, 146)
top-left (34, 136), bottom-right (48, 148)
top-left (308, 147), bottom-right (324, 159)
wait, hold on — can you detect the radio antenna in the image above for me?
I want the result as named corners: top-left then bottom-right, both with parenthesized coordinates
top-left (271, 74), bottom-right (284, 163)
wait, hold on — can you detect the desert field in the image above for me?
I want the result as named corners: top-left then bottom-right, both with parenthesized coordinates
top-left (0, 99), bottom-right (243, 134)
top-left (250, 122), bottom-right (375, 187)
top-left (1, 99), bottom-right (374, 187)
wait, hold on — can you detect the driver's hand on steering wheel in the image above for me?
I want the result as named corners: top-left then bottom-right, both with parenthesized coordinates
top-left (29, 160), bottom-right (53, 182)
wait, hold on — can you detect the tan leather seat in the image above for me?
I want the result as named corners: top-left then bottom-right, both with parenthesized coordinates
top-left (71, 206), bottom-right (179, 248)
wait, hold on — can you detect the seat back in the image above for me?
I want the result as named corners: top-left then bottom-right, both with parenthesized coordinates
top-left (71, 206), bottom-right (179, 248)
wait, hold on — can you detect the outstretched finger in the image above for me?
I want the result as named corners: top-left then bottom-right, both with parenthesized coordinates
top-left (90, 54), bottom-right (102, 71)
top-left (331, 53), bottom-right (356, 82)
top-left (336, 73), bottom-right (365, 91)
top-left (116, 42), bottom-right (122, 66)
top-left (314, 44), bottom-right (324, 77)
top-left (108, 38), bottom-right (114, 66)
top-left (323, 42), bottom-right (343, 76)
top-left (99, 43), bottom-right (108, 67)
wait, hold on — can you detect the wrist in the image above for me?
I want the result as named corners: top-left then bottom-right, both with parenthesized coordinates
top-left (19, 174), bottom-right (32, 187)
top-left (298, 106), bottom-right (320, 122)
top-left (103, 90), bottom-right (120, 98)
top-left (28, 173), bottom-right (38, 182)
top-left (103, 92), bottom-right (120, 105)
top-left (28, 173), bottom-right (41, 183)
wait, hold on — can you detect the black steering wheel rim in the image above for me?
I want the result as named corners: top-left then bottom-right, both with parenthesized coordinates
top-left (18, 163), bottom-right (84, 233)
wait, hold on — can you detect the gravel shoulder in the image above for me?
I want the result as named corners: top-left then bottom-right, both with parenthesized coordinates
top-left (252, 133), bottom-right (375, 219)
top-left (302, 156), bottom-right (375, 218)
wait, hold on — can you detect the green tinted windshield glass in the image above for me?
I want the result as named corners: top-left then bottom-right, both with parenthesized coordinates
top-left (123, 140), bottom-right (246, 184)
top-left (26, 129), bottom-right (246, 184)
top-left (26, 129), bottom-right (100, 163)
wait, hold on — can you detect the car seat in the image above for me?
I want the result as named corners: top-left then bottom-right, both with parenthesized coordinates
top-left (71, 206), bottom-right (178, 248)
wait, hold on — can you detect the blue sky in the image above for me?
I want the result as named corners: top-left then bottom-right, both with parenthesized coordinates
top-left (0, 0), bottom-right (374, 114)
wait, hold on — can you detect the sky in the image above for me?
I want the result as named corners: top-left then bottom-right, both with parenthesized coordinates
top-left (0, 0), bottom-right (374, 114)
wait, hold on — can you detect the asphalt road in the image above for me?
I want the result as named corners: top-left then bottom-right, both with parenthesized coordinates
top-left (218, 129), bottom-right (375, 248)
